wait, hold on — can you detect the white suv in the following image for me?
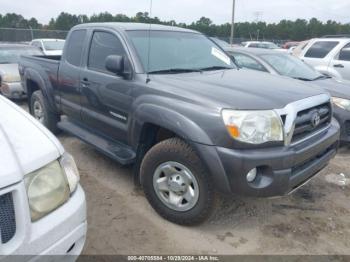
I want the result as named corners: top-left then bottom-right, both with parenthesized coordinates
top-left (0, 96), bottom-right (86, 258)
top-left (298, 38), bottom-right (350, 81)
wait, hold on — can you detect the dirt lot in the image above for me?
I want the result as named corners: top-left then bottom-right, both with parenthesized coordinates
top-left (70, 137), bottom-right (350, 255)
top-left (21, 102), bottom-right (350, 255)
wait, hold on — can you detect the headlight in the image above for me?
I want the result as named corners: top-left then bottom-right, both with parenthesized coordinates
top-left (222, 110), bottom-right (283, 144)
top-left (60, 152), bottom-right (80, 193)
top-left (332, 97), bottom-right (350, 111)
top-left (2, 74), bottom-right (20, 83)
top-left (25, 153), bottom-right (80, 221)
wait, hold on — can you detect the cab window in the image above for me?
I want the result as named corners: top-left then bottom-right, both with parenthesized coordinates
top-left (338, 43), bottom-right (350, 61)
top-left (88, 31), bottom-right (126, 73)
top-left (65, 30), bottom-right (87, 66)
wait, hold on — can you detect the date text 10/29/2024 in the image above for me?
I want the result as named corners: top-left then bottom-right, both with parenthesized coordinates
top-left (127, 256), bottom-right (220, 261)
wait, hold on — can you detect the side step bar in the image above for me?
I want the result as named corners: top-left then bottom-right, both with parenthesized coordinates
top-left (58, 120), bottom-right (136, 165)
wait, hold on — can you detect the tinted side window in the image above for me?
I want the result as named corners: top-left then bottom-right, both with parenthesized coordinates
top-left (338, 43), bottom-right (350, 61)
top-left (304, 41), bottom-right (339, 58)
top-left (232, 53), bottom-right (267, 72)
top-left (88, 31), bottom-right (126, 73)
top-left (66, 30), bottom-right (87, 66)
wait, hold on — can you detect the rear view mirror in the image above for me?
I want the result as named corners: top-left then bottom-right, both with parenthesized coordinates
top-left (105, 55), bottom-right (124, 75)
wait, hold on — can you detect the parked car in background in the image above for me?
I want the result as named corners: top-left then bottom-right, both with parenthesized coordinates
top-left (20, 23), bottom-right (339, 225)
top-left (226, 47), bottom-right (350, 143)
top-left (0, 44), bottom-right (43, 99)
top-left (282, 41), bottom-right (300, 49)
top-left (30, 39), bottom-right (65, 56)
top-left (0, 95), bottom-right (86, 258)
top-left (297, 38), bottom-right (350, 81)
top-left (241, 41), bottom-right (283, 50)
top-left (292, 40), bottom-right (310, 57)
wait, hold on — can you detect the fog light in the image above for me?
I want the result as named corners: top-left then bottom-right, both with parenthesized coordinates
top-left (246, 168), bottom-right (257, 182)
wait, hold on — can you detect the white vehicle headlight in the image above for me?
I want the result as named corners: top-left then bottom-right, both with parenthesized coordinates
top-left (25, 153), bottom-right (80, 221)
top-left (60, 152), bottom-right (80, 193)
top-left (332, 97), bottom-right (350, 111)
top-left (222, 110), bottom-right (284, 144)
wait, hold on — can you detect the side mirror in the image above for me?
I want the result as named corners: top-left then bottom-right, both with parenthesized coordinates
top-left (105, 55), bottom-right (124, 75)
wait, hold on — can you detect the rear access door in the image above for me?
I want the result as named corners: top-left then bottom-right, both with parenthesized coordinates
top-left (58, 29), bottom-right (88, 121)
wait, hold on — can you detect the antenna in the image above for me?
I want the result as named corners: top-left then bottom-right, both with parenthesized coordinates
top-left (146, 0), bottom-right (153, 83)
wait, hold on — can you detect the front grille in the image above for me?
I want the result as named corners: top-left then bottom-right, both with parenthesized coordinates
top-left (0, 193), bottom-right (16, 244)
top-left (291, 102), bottom-right (332, 143)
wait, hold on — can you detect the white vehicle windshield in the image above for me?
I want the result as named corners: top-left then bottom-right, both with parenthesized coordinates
top-left (127, 30), bottom-right (235, 73)
top-left (260, 53), bottom-right (324, 80)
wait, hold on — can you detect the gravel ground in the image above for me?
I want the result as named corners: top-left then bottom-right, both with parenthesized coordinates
top-left (19, 102), bottom-right (350, 255)
top-left (74, 139), bottom-right (350, 255)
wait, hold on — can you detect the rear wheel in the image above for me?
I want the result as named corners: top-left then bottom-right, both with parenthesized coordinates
top-left (30, 90), bottom-right (60, 134)
top-left (141, 138), bottom-right (216, 225)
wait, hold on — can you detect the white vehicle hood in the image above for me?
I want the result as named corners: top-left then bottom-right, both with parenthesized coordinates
top-left (0, 96), bottom-right (64, 188)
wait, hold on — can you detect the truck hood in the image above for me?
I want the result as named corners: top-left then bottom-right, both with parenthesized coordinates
top-left (151, 69), bottom-right (326, 110)
top-left (0, 63), bottom-right (21, 82)
top-left (0, 96), bottom-right (64, 189)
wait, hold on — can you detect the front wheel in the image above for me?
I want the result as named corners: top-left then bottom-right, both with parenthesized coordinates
top-left (140, 138), bottom-right (216, 225)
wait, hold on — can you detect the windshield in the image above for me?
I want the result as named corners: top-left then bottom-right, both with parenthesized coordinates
top-left (0, 47), bottom-right (43, 64)
top-left (260, 53), bottom-right (322, 80)
top-left (127, 30), bottom-right (235, 73)
top-left (43, 40), bottom-right (65, 51)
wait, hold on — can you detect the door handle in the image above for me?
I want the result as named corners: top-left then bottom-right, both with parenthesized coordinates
top-left (334, 64), bottom-right (344, 68)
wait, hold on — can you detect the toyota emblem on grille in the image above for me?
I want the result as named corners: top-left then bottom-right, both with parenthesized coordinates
top-left (311, 112), bottom-right (321, 128)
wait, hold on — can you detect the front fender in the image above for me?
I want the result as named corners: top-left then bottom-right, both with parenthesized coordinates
top-left (130, 103), bottom-right (213, 147)
top-left (130, 103), bottom-right (232, 194)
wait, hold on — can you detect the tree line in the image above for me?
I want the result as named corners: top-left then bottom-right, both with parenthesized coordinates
top-left (1, 12), bottom-right (350, 41)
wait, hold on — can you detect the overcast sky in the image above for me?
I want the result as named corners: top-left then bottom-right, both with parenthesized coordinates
top-left (1, 0), bottom-right (349, 25)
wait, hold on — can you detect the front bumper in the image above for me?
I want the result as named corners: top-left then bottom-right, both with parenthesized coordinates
top-left (0, 82), bottom-right (26, 99)
top-left (1, 182), bottom-right (87, 259)
top-left (334, 106), bottom-right (350, 143)
top-left (195, 119), bottom-right (340, 197)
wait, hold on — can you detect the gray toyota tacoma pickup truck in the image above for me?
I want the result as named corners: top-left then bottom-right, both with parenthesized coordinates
top-left (19, 23), bottom-right (340, 225)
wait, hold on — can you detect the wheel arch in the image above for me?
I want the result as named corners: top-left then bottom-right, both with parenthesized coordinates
top-left (23, 69), bottom-right (59, 114)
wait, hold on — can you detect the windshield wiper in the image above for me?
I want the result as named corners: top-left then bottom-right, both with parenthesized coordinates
top-left (311, 75), bottom-right (332, 81)
top-left (199, 66), bottom-right (233, 71)
top-left (292, 77), bottom-right (313, 81)
top-left (293, 75), bottom-right (332, 81)
top-left (148, 68), bottom-right (202, 74)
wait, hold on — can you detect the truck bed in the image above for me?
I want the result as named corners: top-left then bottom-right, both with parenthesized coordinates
top-left (19, 55), bottom-right (61, 95)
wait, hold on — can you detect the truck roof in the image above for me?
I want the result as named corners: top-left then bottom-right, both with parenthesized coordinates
top-left (73, 22), bottom-right (198, 33)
